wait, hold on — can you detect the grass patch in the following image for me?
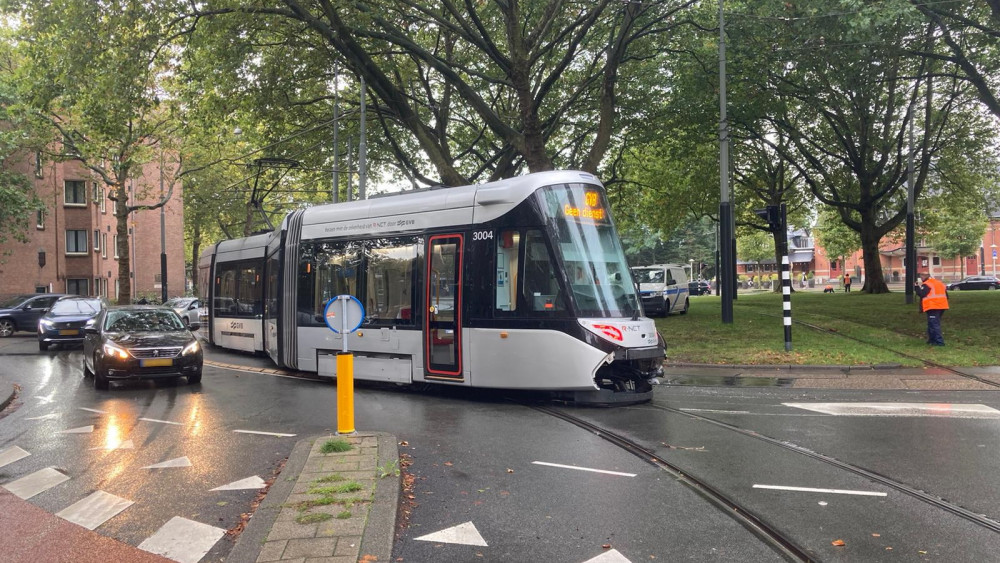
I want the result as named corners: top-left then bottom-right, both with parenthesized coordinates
top-left (296, 512), bottom-right (333, 524)
top-left (313, 474), bottom-right (346, 483)
top-left (377, 460), bottom-right (399, 479)
top-left (337, 510), bottom-right (352, 519)
top-left (309, 481), bottom-right (364, 495)
top-left (290, 496), bottom-right (371, 510)
top-left (319, 439), bottom-right (353, 454)
top-left (663, 291), bottom-right (1000, 366)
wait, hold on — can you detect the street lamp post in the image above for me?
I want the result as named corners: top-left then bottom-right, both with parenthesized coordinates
top-left (992, 243), bottom-right (997, 276)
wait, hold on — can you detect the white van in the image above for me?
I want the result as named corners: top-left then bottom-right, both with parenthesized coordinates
top-left (631, 264), bottom-right (689, 316)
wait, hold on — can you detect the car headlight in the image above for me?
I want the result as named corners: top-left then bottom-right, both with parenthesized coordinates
top-left (182, 341), bottom-right (200, 356)
top-left (39, 319), bottom-right (54, 329)
top-left (103, 342), bottom-right (130, 360)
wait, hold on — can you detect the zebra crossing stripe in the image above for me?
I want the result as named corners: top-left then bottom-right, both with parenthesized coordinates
top-left (0, 445), bottom-right (30, 469)
top-left (56, 490), bottom-right (134, 530)
top-left (2, 467), bottom-right (69, 499)
top-left (138, 516), bottom-right (226, 563)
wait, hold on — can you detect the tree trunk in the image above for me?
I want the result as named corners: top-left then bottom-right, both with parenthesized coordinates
top-left (114, 184), bottom-right (132, 304)
top-left (859, 225), bottom-right (889, 293)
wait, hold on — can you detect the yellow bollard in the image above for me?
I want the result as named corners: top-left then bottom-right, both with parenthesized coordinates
top-left (336, 352), bottom-right (355, 434)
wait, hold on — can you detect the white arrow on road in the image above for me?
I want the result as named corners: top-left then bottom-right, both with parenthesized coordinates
top-left (415, 521), bottom-right (488, 546)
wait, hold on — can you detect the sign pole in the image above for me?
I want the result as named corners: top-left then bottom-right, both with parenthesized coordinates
top-left (324, 295), bottom-right (364, 435)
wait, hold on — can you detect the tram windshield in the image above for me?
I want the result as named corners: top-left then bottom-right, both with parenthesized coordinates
top-left (539, 184), bottom-right (639, 317)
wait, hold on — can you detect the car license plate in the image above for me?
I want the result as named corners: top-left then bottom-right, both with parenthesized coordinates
top-left (140, 358), bottom-right (173, 367)
top-left (59, 329), bottom-right (79, 336)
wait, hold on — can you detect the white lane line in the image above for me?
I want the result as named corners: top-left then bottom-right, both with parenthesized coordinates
top-left (414, 521), bottom-right (488, 546)
top-left (582, 548), bottom-right (632, 563)
top-left (532, 461), bottom-right (636, 477)
top-left (59, 425), bottom-right (95, 434)
top-left (783, 402), bottom-right (1000, 418)
top-left (56, 490), bottom-right (133, 530)
top-left (210, 476), bottom-right (266, 491)
top-left (25, 413), bottom-right (61, 420)
top-left (680, 408), bottom-right (751, 414)
top-left (232, 430), bottom-right (297, 437)
top-left (139, 418), bottom-right (183, 425)
top-left (138, 516), bottom-right (226, 563)
top-left (143, 456), bottom-right (192, 469)
top-left (753, 484), bottom-right (887, 497)
top-left (0, 446), bottom-right (30, 469)
top-left (79, 407), bottom-right (107, 414)
top-left (3, 467), bottom-right (70, 499)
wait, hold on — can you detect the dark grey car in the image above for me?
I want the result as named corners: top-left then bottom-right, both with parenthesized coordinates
top-left (0, 293), bottom-right (69, 337)
top-left (947, 276), bottom-right (1000, 291)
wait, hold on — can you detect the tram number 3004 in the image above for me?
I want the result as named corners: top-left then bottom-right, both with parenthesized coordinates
top-left (472, 230), bottom-right (494, 241)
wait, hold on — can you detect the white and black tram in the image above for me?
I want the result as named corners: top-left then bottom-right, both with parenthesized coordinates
top-left (199, 170), bottom-right (664, 402)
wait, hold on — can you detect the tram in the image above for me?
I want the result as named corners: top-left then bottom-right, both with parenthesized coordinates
top-left (198, 170), bottom-right (664, 402)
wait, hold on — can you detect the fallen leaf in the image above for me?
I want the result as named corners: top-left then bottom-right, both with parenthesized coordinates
top-left (399, 440), bottom-right (409, 446)
top-left (506, 468), bottom-right (514, 473)
top-left (885, 547), bottom-right (892, 551)
top-left (444, 461), bottom-right (453, 466)
top-left (831, 540), bottom-right (845, 547)
top-left (871, 533), bottom-right (880, 537)
top-left (602, 544), bottom-right (612, 549)
top-left (919, 551), bottom-right (927, 555)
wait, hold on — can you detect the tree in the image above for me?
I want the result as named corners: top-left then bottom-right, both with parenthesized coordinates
top-left (814, 206), bottom-right (862, 270)
top-left (182, 0), bottom-right (699, 185)
top-left (8, 0), bottom-right (185, 303)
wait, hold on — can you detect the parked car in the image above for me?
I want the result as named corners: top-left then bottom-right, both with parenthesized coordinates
top-left (164, 297), bottom-right (203, 327)
top-left (38, 296), bottom-right (107, 351)
top-left (688, 280), bottom-right (712, 296)
top-left (947, 276), bottom-right (1000, 291)
top-left (0, 293), bottom-right (69, 338)
top-left (83, 306), bottom-right (202, 390)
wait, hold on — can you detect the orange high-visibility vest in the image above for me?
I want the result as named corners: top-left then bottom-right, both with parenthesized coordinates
top-left (921, 278), bottom-right (949, 311)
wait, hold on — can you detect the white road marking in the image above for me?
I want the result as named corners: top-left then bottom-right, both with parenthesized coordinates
top-left (3, 467), bottom-right (70, 499)
top-left (783, 402), bottom-right (1000, 418)
top-left (680, 408), bottom-right (751, 414)
top-left (59, 425), bottom-right (94, 434)
top-left (532, 461), bottom-right (636, 478)
top-left (89, 439), bottom-right (135, 451)
top-left (210, 476), bottom-right (266, 491)
top-left (78, 407), bottom-right (107, 414)
top-left (34, 394), bottom-right (54, 404)
top-left (233, 429), bottom-right (297, 437)
top-left (138, 516), bottom-right (226, 563)
top-left (582, 548), bottom-right (632, 563)
top-left (25, 413), bottom-right (61, 420)
top-left (142, 456), bottom-right (192, 469)
top-left (0, 446), bottom-right (30, 469)
top-left (753, 484), bottom-right (887, 497)
top-left (414, 521), bottom-right (488, 546)
top-left (139, 417), bottom-right (183, 425)
top-left (56, 490), bottom-right (133, 530)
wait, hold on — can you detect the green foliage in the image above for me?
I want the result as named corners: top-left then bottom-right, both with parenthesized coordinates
top-left (814, 207), bottom-right (862, 262)
top-left (295, 512), bottom-right (333, 525)
top-left (319, 439), bottom-right (353, 454)
top-left (737, 230), bottom-right (774, 265)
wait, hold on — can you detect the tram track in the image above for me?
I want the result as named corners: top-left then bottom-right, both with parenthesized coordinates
top-left (757, 311), bottom-right (1000, 389)
top-left (532, 400), bottom-right (1000, 562)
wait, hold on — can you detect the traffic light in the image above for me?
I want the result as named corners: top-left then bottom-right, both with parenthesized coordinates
top-left (754, 205), bottom-right (781, 232)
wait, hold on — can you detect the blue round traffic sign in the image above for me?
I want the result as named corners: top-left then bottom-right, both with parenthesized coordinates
top-left (323, 295), bottom-right (365, 334)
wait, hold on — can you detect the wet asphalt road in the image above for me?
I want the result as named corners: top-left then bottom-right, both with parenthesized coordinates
top-left (2, 334), bottom-right (1000, 561)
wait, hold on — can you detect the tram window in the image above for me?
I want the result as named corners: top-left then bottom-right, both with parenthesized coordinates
top-left (496, 230), bottom-right (519, 312)
top-left (214, 260), bottom-right (262, 318)
top-left (364, 237), bottom-right (418, 326)
top-left (297, 240), bottom-right (362, 325)
top-left (522, 230), bottom-right (567, 314)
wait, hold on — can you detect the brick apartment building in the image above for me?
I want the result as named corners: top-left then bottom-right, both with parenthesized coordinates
top-left (738, 214), bottom-right (1000, 285)
top-left (0, 151), bottom-right (185, 301)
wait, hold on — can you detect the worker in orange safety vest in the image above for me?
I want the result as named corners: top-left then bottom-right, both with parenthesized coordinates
top-left (914, 271), bottom-right (949, 346)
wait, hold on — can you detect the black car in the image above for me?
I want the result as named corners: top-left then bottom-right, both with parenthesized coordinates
top-left (0, 293), bottom-right (69, 338)
top-left (688, 280), bottom-right (712, 296)
top-left (83, 306), bottom-right (203, 390)
top-left (38, 296), bottom-right (107, 350)
top-left (947, 276), bottom-right (1000, 291)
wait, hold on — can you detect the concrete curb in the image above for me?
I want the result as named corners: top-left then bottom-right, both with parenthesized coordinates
top-left (360, 434), bottom-right (401, 562)
top-left (664, 361), bottom-right (903, 371)
top-left (0, 382), bottom-right (16, 413)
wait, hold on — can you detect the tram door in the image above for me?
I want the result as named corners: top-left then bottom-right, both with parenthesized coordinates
top-left (425, 235), bottom-right (463, 379)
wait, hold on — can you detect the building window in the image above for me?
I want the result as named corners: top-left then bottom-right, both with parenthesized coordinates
top-left (94, 229), bottom-right (100, 251)
top-left (932, 256), bottom-right (941, 266)
top-left (112, 198), bottom-right (118, 215)
top-left (67, 278), bottom-right (89, 295)
top-left (115, 279), bottom-right (120, 301)
top-left (64, 180), bottom-right (87, 206)
top-left (34, 152), bottom-right (43, 178)
top-left (102, 233), bottom-right (108, 258)
top-left (100, 189), bottom-right (106, 213)
top-left (92, 182), bottom-right (100, 204)
top-left (113, 235), bottom-right (119, 259)
top-left (66, 230), bottom-right (88, 254)
top-left (36, 209), bottom-right (45, 230)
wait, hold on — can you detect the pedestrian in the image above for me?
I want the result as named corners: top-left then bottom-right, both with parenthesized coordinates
top-left (914, 271), bottom-right (949, 346)
top-left (844, 273), bottom-right (852, 292)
